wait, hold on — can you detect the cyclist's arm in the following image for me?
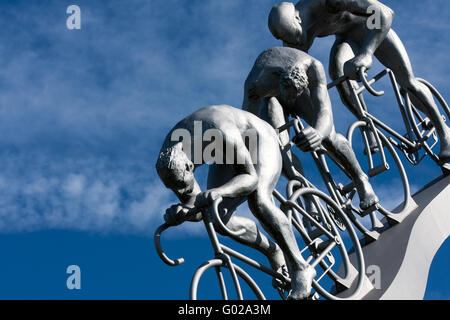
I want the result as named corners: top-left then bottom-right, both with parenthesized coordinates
top-left (212, 133), bottom-right (258, 199)
top-left (173, 180), bottom-right (204, 222)
top-left (326, 0), bottom-right (394, 57)
top-left (307, 60), bottom-right (334, 138)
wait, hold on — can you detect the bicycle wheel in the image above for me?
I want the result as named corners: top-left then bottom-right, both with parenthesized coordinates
top-left (286, 178), bottom-right (347, 232)
top-left (284, 187), bottom-right (365, 300)
top-left (347, 121), bottom-right (411, 220)
top-left (404, 79), bottom-right (450, 164)
top-left (190, 259), bottom-right (265, 300)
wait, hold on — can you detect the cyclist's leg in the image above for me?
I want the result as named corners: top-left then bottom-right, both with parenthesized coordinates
top-left (322, 130), bottom-right (379, 210)
top-left (247, 136), bottom-right (316, 300)
top-left (207, 164), bottom-right (286, 270)
top-left (329, 37), bottom-right (359, 116)
top-left (260, 97), bottom-right (305, 177)
top-left (260, 97), bottom-right (317, 214)
top-left (330, 37), bottom-right (379, 152)
top-left (375, 29), bottom-right (450, 162)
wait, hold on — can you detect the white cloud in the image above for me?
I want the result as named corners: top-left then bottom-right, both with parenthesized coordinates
top-left (0, 0), bottom-right (445, 238)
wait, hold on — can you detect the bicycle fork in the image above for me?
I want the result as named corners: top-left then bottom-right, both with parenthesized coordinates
top-left (349, 82), bottom-right (391, 179)
top-left (200, 212), bottom-right (244, 300)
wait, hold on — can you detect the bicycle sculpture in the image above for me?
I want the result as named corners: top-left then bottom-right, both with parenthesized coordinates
top-left (330, 68), bottom-right (450, 229)
top-left (342, 68), bottom-right (450, 174)
top-left (154, 0), bottom-right (450, 300)
top-left (155, 190), bottom-right (366, 300)
top-left (154, 72), bottom-right (449, 299)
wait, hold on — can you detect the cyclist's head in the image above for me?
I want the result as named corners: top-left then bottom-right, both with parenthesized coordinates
top-left (156, 142), bottom-right (195, 196)
top-left (279, 66), bottom-right (309, 103)
top-left (268, 2), bottom-right (304, 46)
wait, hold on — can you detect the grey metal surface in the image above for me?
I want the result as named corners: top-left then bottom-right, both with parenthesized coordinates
top-left (243, 47), bottom-right (379, 211)
top-left (154, 0), bottom-right (450, 300)
top-left (155, 106), bottom-right (317, 300)
top-left (269, 0), bottom-right (450, 164)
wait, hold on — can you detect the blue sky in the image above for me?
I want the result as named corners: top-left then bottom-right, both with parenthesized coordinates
top-left (0, 0), bottom-right (447, 299)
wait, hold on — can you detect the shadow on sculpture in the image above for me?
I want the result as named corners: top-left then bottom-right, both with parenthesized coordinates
top-left (154, 0), bottom-right (450, 300)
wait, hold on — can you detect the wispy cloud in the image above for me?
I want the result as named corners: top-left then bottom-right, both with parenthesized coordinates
top-left (0, 0), bottom-right (446, 235)
top-left (0, 152), bottom-right (168, 234)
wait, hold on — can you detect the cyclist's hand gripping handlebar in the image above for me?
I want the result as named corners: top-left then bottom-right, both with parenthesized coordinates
top-left (154, 204), bottom-right (200, 267)
top-left (154, 197), bottom-right (245, 267)
top-left (326, 67), bottom-right (385, 97)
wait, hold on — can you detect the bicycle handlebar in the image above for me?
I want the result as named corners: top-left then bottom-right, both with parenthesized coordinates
top-left (154, 197), bottom-right (245, 267)
top-left (359, 67), bottom-right (385, 97)
top-left (154, 223), bottom-right (186, 266)
top-left (326, 68), bottom-right (385, 98)
top-left (210, 197), bottom-right (246, 237)
top-left (154, 204), bottom-right (201, 266)
top-left (327, 75), bottom-right (348, 90)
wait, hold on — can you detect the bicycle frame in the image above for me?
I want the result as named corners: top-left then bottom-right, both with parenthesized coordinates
top-left (277, 117), bottom-right (382, 242)
top-left (154, 198), bottom-right (290, 300)
top-left (337, 69), bottom-right (439, 166)
top-left (155, 193), bottom-right (357, 300)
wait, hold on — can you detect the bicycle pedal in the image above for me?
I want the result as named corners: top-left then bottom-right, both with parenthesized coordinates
top-left (363, 145), bottom-right (381, 156)
top-left (339, 182), bottom-right (355, 195)
top-left (368, 163), bottom-right (390, 178)
top-left (358, 203), bottom-right (379, 217)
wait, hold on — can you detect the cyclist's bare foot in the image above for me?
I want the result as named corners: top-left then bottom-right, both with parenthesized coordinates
top-left (268, 248), bottom-right (286, 271)
top-left (357, 178), bottom-right (379, 210)
top-left (287, 266), bottom-right (316, 300)
top-left (272, 265), bottom-right (289, 291)
top-left (269, 250), bottom-right (288, 290)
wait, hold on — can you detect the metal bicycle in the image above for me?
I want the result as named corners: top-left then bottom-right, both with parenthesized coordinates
top-left (277, 115), bottom-right (390, 243)
top-left (325, 68), bottom-right (449, 226)
top-left (347, 68), bottom-right (450, 169)
top-left (154, 189), bottom-right (366, 300)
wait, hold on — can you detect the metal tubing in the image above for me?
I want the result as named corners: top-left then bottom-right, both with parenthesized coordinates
top-left (311, 242), bottom-right (337, 268)
top-left (215, 266), bottom-right (228, 300)
top-left (358, 68), bottom-right (385, 96)
top-left (221, 245), bottom-right (290, 283)
top-left (154, 223), bottom-right (185, 266)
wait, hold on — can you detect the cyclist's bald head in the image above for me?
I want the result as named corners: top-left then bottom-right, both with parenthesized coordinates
top-left (268, 2), bottom-right (296, 39)
top-left (156, 142), bottom-right (192, 185)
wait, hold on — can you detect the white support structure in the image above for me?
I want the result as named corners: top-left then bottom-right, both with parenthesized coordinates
top-left (357, 175), bottom-right (450, 300)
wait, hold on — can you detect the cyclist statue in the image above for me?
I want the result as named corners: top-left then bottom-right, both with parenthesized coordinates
top-left (243, 46), bottom-right (379, 210)
top-left (268, 0), bottom-right (450, 165)
top-left (156, 105), bottom-right (316, 300)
